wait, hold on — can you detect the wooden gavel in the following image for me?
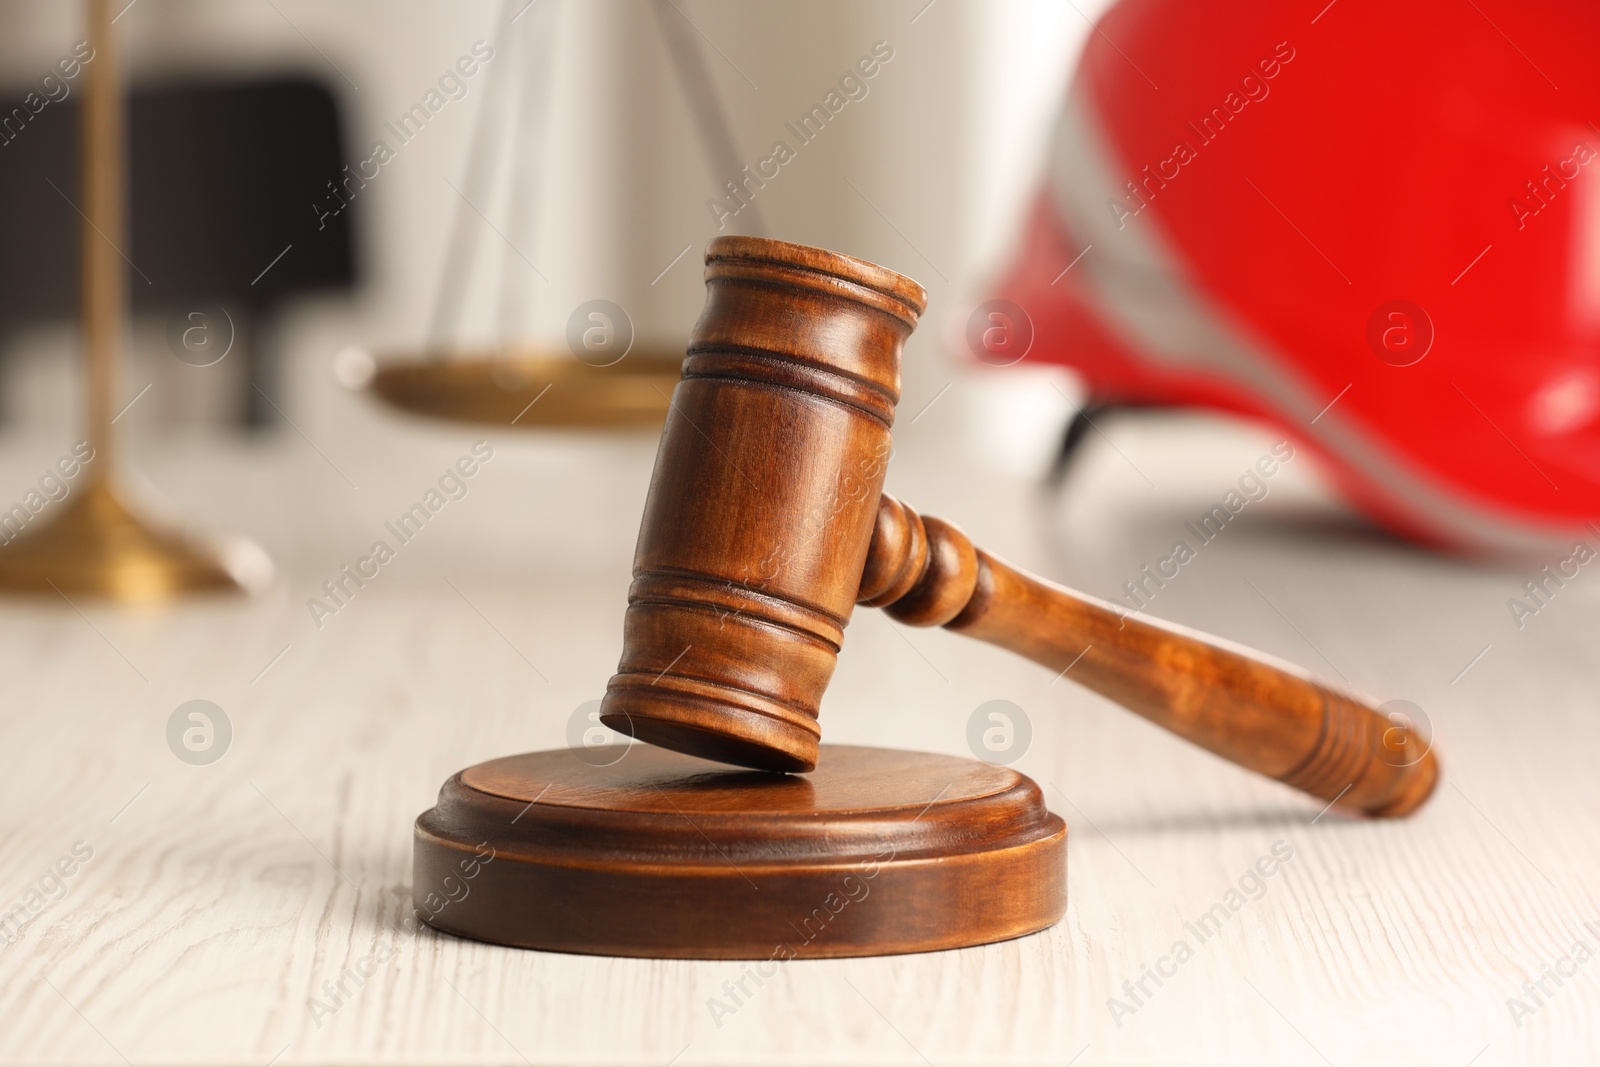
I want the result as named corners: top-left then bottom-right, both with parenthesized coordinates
top-left (600, 237), bottom-right (1438, 818)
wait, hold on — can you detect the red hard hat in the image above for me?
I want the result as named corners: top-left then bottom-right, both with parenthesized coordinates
top-left (996, 0), bottom-right (1600, 553)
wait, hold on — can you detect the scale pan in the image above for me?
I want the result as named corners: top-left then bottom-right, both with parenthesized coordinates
top-left (364, 347), bottom-right (684, 429)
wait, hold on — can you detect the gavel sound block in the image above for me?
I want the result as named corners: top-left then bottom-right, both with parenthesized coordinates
top-left (415, 237), bottom-right (1436, 959)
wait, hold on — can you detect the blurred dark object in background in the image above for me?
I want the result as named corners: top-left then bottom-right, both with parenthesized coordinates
top-left (0, 76), bottom-right (356, 427)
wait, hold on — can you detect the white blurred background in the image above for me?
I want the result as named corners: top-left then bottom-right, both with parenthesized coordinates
top-left (0, 0), bottom-right (1095, 456)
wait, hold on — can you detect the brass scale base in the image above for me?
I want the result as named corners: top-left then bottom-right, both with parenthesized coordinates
top-left (0, 481), bottom-right (258, 601)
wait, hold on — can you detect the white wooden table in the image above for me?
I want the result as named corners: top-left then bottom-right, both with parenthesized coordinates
top-left (2, 382), bottom-right (1597, 1066)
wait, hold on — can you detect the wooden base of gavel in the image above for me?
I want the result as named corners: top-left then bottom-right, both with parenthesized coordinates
top-left (414, 238), bottom-right (1438, 959)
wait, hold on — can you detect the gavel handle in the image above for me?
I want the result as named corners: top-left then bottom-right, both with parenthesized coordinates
top-left (857, 495), bottom-right (1438, 817)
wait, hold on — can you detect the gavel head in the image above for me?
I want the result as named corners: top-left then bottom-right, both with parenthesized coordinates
top-left (599, 237), bottom-right (927, 773)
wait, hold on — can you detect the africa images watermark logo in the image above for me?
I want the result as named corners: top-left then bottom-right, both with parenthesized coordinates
top-left (306, 442), bottom-right (494, 630)
top-left (1107, 40), bottom-right (1296, 229)
top-left (1107, 840), bottom-right (1296, 1027)
top-left (0, 40), bottom-right (95, 149)
top-left (1118, 441), bottom-right (1296, 618)
top-left (0, 841), bottom-right (94, 950)
top-left (967, 699), bottom-right (1032, 765)
top-left (313, 40), bottom-right (495, 231)
top-left (1506, 540), bottom-right (1595, 631)
top-left (307, 841), bottom-right (495, 1028)
top-left (706, 40), bottom-right (895, 230)
top-left (705, 845), bottom-right (896, 1029)
top-left (0, 441), bottom-right (95, 547)
top-left (1504, 920), bottom-right (1600, 1029)
top-left (166, 700), bottom-right (232, 766)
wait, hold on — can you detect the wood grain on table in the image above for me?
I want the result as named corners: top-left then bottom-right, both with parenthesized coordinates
top-left (1, 406), bottom-right (1596, 1066)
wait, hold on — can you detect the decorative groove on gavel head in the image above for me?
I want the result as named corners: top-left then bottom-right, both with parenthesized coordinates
top-left (599, 237), bottom-right (927, 773)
